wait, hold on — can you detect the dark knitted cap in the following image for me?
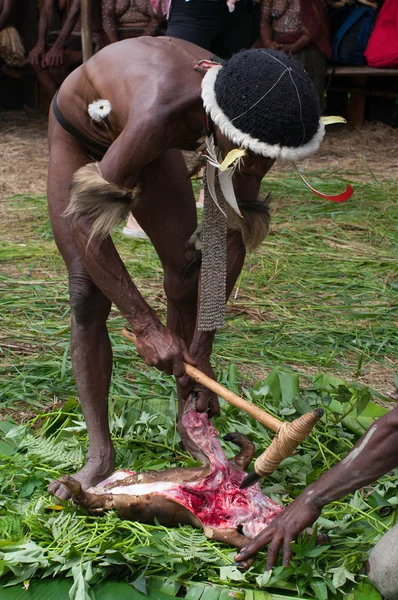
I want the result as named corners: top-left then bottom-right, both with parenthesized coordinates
top-left (201, 49), bottom-right (324, 161)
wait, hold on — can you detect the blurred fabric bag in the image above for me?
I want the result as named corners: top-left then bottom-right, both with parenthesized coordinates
top-left (331, 5), bottom-right (377, 65)
top-left (365, 0), bottom-right (398, 68)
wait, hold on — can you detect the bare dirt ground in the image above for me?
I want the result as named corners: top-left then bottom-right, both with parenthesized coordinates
top-left (0, 110), bottom-right (397, 200)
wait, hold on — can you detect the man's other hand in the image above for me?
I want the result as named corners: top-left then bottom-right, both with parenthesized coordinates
top-left (234, 493), bottom-right (322, 570)
top-left (178, 358), bottom-right (220, 418)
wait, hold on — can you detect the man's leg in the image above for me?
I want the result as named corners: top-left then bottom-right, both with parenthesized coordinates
top-left (133, 149), bottom-right (199, 346)
top-left (47, 113), bottom-right (115, 499)
top-left (133, 150), bottom-right (246, 458)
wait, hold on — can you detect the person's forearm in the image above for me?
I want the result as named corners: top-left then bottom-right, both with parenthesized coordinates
top-left (260, 23), bottom-right (273, 47)
top-left (102, 2), bottom-right (119, 44)
top-left (303, 409), bottom-right (398, 509)
top-left (0, 0), bottom-right (13, 30)
top-left (73, 216), bottom-right (160, 334)
top-left (35, 1), bottom-right (53, 49)
top-left (289, 33), bottom-right (311, 54)
top-left (104, 29), bottom-right (119, 44)
top-left (51, 1), bottom-right (81, 49)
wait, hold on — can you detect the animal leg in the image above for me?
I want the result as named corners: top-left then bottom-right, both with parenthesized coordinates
top-left (223, 432), bottom-right (255, 471)
top-left (203, 526), bottom-right (255, 567)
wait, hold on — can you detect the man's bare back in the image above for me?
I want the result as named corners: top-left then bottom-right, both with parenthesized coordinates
top-left (58, 38), bottom-right (211, 168)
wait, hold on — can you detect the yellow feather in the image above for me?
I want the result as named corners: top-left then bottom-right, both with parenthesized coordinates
top-left (321, 116), bottom-right (347, 126)
top-left (219, 148), bottom-right (246, 172)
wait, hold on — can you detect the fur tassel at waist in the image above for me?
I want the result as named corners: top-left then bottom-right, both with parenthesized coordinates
top-left (65, 162), bottom-right (137, 243)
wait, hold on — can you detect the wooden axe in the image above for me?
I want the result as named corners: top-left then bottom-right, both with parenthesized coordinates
top-left (121, 328), bottom-right (323, 488)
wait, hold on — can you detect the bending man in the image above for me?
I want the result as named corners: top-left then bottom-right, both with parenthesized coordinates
top-left (47, 36), bottom-right (324, 499)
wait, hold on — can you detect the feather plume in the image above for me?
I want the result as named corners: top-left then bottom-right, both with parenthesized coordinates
top-left (218, 171), bottom-right (243, 218)
top-left (219, 149), bottom-right (246, 172)
top-left (206, 163), bottom-right (227, 217)
top-left (294, 164), bottom-right (353, 203)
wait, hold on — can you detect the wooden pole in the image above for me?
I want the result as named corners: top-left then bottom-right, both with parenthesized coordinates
top-left (81, 0), bottom-right (93, 62)
top-left (121, 328), bottom-right (282, 432)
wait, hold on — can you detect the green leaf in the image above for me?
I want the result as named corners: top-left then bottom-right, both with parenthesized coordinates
top-left (255, 570), bottom-right (272, 588)
top-left (356, 390), bottom-right (371, 416)
top-left (303, 545), bottom-right (330, 558)
top-left (0, 579), bottom-right (73, 599)
top-left (228, 364), bottom-right (239, 394)
top-left (310, 579), bottom-right (328, 600)
top-left (184, 582), bottom-right (209, 599)
top-left (292, 395), bottom-right (312, 416)
top-left (329, 564), bottom-right (356, 589)
top-left (312, 374), bottom-right (346, 391)
top-left (131, 572), bottom-right (147, 596)
top-left (277, 371), bottom-right (300, 407)
top-left (358, 402), bottom-right (387, 419)
top-left (264, 369), bottom-right (282, 405)
top-left (219, 566), bottom-right (246, 582)
top-left (354, 581), bottom-right (382, 600)
top-left (95, 581), bottom-right (176, 600)
top-left (69, 564), bottom-right (94, 600)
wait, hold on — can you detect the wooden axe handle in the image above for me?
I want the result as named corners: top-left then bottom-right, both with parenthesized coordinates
top-left (121, 328), bottom-right (282, 432)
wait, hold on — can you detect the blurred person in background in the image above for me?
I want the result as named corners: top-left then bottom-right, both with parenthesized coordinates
top-left (0, 0), bottom-right (25, 68)
top-left (28, 0), bottom-right (103, 102)
top-left (166, 0), bottom-right (252, 59)
top-left (102, 0), bottom-right (165, 45)
top-left (257, 0), bottom-right (331, 109)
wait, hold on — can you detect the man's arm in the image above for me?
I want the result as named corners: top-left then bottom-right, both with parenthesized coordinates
top-left (44, 0), bottom-right (81, 66)
top-left (0, 0), bottom-right (16, 30)
top-left (101, 0), bottom-right (119, 45)
top-left (235, 407), bottom-right (398, 569)
top-left (70, 114), bottom-right (195, 377)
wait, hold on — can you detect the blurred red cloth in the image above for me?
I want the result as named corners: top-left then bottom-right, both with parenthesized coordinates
top-left (365, 0), bottom-right (398, 68)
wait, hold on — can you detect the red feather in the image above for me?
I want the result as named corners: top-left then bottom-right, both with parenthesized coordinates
top-left (296, 170), bottom-right (354, 203)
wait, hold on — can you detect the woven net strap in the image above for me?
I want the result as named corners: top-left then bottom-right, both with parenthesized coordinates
top-left (254, 409), bottom-right (323, 477)
top-left (198, 166), bottom-right (227, 331)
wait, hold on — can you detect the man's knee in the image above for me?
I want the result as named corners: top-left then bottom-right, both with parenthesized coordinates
top-left (368, 524), bottom-right (398, 600)
top-left (69, 273), bottom-right (111, 327)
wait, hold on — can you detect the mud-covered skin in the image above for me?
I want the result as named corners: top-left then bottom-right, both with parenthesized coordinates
top-left (59, 407), bottom-right (282, 553)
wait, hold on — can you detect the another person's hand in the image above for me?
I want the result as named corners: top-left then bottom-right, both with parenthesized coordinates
top-left (178, 357), bottom-right (220, 418)
top-left (28, 44), bottom-right (45, 66)
top-left (234, 492), bottom-right (322, 570)
top-left (44, 46), bottom-right (64, 67)
top-left (261, 39), bottom-right (281, 51)
top-left (278, 44), bottom-right (293, 54)
top-left (134, 325), bottom-right (195, 378)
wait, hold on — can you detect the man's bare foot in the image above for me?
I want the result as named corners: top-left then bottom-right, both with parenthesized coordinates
top-left (48, 453), bottom-right (115, 500)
